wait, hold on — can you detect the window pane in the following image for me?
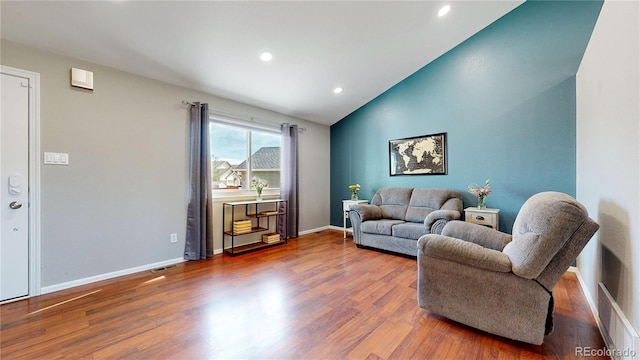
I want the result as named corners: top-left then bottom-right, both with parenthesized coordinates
top-left (251, 131), bottom-right (281, 189)
top-left (209, 121), bottom-right (281, 190)
top-left (210, 123), bottom-right (247, 188)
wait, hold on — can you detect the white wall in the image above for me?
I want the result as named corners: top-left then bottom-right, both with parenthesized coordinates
top-left (576, 0), bottom-right (639, 338)
top-left (1, 39), bottom-right (330, 288)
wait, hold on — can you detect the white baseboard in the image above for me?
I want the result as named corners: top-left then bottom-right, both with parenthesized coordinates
top-left (41, 257), bottom-right (186, 295)
top-left (40, 227), bottom-right (347, 296)
top-left (569, 267), bottom-right (639, 360)
top-left (300, 225), bottom-right (334, 235)
top-left (212, 226), bottom-right (334, 254)
top-left (597, 283), bottom-right (639, 360)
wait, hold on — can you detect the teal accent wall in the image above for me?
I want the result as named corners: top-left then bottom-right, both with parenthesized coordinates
top-left (330, 0), bottom-right (602, 232)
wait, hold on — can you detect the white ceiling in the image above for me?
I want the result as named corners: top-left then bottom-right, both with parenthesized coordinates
top-left (1, 1), bottom-right (523, 126)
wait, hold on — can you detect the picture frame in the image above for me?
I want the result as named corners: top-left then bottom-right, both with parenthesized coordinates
top-left (389, 132), bottom-right (447, 176)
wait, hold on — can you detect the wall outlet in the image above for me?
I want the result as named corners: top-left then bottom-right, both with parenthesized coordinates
top-left (170, 233), bottom-right (178, 243)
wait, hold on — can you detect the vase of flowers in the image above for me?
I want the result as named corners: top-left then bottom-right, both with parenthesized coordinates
top-left (348, 184), bottom-right (361, 201)
top-left (468, 179), bottom-right (492, 209)
top-left (251, 176), bottom-right (268, 201)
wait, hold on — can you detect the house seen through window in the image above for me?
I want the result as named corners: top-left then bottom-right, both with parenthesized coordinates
top-left (210, 121), bottom-right (281, 190)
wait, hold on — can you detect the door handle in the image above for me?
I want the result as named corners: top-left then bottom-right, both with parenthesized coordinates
top-left (9, 201), bottom-right (22, 209)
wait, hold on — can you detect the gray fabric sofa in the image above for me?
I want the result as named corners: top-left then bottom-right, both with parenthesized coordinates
top-left (348, 187), bottom-right (462, 257)
top-left (417, 191), bottom-right (599, 345)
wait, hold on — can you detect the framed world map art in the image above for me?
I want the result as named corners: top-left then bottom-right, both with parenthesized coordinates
top-left (389, 132), bottom-right (447, 176)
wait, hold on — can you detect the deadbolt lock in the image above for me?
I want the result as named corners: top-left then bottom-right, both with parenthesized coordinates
top-left (9, 201), bottom-right (22, 209)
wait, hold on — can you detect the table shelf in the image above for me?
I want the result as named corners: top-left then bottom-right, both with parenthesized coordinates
top-left (225, 240), bottom-right (286, 255)
top-left (222, 199), bottom-right (288, 256)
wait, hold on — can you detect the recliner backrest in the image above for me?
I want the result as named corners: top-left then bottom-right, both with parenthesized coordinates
top-left (503, 192), bottom-right (599, 289)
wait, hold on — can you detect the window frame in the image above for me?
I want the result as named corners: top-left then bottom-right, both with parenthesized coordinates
top-left (209, 114), bottom-right (281, 198)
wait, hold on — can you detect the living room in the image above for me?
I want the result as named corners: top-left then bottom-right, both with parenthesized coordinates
top-left (1, 0), bottom-right (638, 358)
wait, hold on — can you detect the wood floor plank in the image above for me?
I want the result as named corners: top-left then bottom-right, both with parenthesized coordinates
top-left (301, 306), bottom-right (386, 360)
top-left (0, 230), bottom-right (608, 359)
top-left (345, 319), bottom-right (413, 360)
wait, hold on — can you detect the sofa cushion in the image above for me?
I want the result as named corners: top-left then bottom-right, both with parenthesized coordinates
top-left (371, 187), bottom-right (413, 220)
top-left (361, 219), bottom-right (406, 236)
top-left (392, 222), bottom-right (430, 240)
top-left (380, 205), bottom-right (410, 220)
top-left (406, 207), bottom-right (435, 223)
top-left (406, 188), bottom-right (460, 223)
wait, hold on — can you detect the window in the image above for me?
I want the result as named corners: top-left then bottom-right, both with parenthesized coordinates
top-left (210, 120), bottom-right (280, 191)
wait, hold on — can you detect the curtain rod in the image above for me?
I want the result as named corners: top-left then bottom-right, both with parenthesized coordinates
top-left (181, 100), bottom-right (307, 134)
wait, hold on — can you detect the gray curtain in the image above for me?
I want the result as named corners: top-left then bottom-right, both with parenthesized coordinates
top-left (280, 123), bottom-right (299, 238)
top-left (184, 102), bottom-right (213, 260)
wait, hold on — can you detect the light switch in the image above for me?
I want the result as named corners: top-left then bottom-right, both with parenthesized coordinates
top-left (44, 152), bottom-right (69, 165)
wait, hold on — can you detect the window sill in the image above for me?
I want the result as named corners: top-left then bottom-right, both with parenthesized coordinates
top-left (211, 188), bottom-right (280, 201)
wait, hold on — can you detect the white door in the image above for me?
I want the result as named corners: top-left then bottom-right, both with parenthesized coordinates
top-left (1, 72), bottom-right (30, 301)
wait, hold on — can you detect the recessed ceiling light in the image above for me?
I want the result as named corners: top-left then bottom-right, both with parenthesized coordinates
top-left (333, 87), bottom-right (343, 94)
top-left (260, 52), bottom-right (273, 62)
top-left (438, 5), bottom-right (450, 17)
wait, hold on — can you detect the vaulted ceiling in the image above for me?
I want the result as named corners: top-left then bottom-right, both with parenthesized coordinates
top-left (1, 1), bottom-right (523, 125)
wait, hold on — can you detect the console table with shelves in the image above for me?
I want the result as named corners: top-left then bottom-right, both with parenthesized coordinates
top-left (222, 199), bottom-right (288, 255)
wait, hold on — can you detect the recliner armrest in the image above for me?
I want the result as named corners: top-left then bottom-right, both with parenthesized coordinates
top-left (441, 220), bottom-right (512, 251)
top-left (418, 234), bottom-right (512, 273)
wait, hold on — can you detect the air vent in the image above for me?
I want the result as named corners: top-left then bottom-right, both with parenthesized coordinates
top-left (150, 264), bottom-right (179, 273)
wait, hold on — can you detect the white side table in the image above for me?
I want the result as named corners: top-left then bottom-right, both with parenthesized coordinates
top-left (343, 200), bottom-right (368, 238)
top-left (464, 207), bottom-right (500, 230)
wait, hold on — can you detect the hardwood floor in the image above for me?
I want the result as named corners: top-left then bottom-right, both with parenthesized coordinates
top-left (1, 230), bottom-right (607, 359)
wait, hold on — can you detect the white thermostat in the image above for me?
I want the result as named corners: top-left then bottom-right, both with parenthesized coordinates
top-left (71, 68), bottom-right (94, 90)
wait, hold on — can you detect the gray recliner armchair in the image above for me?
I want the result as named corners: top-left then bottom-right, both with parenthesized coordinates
top-left (417, 191), bottom-right (599, 345)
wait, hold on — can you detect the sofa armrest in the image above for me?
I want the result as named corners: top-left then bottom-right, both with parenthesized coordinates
top-left (350, 204), bottom-right (382, 222)
top-left (348, 205), bottom-right (382, 245)
top-left (418, 234), bottom-right (512, 273)
top-left (441, 220), bottom-right (512, 251)
top-left (424, 209), bottom-right (461, 231)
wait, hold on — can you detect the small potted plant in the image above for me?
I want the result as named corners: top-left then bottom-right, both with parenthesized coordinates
top-left (251, 176), bottom-right (268, 201)
top-left (468, 179), bottom-right (492, 209)
top-left (348, 183), bottom-right (361, 201)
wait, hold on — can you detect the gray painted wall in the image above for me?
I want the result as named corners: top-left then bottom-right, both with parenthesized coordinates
top-left (576, 0), bottom-right (639, 341)
top-left (1, 39), bottom-right (330, 288)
